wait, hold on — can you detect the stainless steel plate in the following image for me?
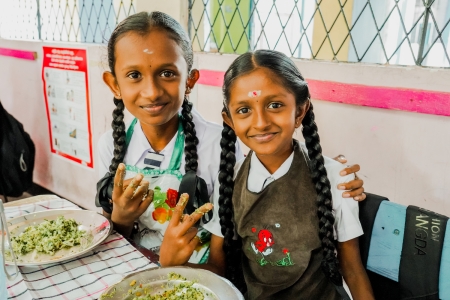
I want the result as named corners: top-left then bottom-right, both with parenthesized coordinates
top-left (3, 209), bottom-right (112, 266)
top-left (100, 266), bottom-right (244, 300)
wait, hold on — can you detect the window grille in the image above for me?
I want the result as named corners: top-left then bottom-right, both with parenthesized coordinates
top-left (1, 0), bottom-right (448, 67)
top-left (189, 0), bottom-right (450, 67)
top-left (0, 0), bottom-right (135, 43)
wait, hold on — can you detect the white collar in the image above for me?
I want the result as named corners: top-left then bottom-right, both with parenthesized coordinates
top-left (124, 107), bottom-right (207, 167)
top-left (248, 150), bottom-right (295, 192)
top-left (126, 121), bottom-right (178, 166)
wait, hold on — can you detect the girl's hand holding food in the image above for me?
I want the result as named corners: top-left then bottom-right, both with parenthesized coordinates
top-left (111, 163), bottom-right (154, 237)
top-left (159, 193), bottom-right (213, 267)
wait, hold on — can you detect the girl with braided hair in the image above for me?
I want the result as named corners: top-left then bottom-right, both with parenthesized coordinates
top-left (203, 50), bottom-right (374, 299)
top-left (95, 11), bottom-right (236, 271)
top-left (96, 11), bottom-right (365, 273)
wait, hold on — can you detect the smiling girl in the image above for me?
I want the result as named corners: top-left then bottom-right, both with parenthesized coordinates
top-left (95, 12), bottom-right (231, 272)
top-left (203, 50), bottom-right (374, 299)
top-left (95, 12), bottom-right (366, 273)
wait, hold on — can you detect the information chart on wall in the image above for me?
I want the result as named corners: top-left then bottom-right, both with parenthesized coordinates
top-left (42, 46), bottom-right (93, 168)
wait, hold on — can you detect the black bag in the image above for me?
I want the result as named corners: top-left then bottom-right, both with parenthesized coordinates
top-left (96, 172), bottom-right (114, 213)
top-left (178, 170), bottom-right (213, 224)
top-left (0, 101), bottom-right (35, 197)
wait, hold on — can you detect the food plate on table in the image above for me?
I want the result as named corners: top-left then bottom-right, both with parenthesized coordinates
top-left (2, 209), bottom-right (112, 266)
top-left (100, 266), bottom-right (244, 300)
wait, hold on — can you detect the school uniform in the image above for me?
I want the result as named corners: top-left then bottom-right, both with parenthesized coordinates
top-left (97, 108), bottom-right (244, 263)
top-left (204, 141), bottom-right (363, 299)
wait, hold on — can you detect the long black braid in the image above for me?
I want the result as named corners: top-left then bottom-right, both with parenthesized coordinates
top-left (109, 98), bottom-right (127, 173)
top-left (302, 102), bottom-right (342, 285)
top-left (219, 49), bottom-right (342, 289)
top-left (181, 97), bottom-right (199, 173)
top-left (218, 120), bottom-right (246, 292)
top-left (99, 11), bottom-right (198, 201)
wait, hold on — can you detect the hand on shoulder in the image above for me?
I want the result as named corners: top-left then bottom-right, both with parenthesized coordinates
top-left (333, 154), bottom-right (365, 201)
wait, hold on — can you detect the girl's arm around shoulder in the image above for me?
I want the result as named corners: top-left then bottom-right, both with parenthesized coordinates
top-left (338, 239), bottom-right (374, 300)
top-left (206, 234), bottom-right (226, 275)
top-left (324, 157), bottom-right (364, 242)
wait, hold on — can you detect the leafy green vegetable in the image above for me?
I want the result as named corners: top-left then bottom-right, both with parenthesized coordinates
top-left (129, 273), bottom-right (206, 300)
top-left (11, 216), bottom-right (87, 256)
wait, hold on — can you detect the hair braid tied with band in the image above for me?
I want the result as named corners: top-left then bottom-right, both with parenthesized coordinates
top-left (302, 102), bottom-right (342, 285)
top-left (109, 98), bottom-right (127, 174)
top-left (218, 120), bottom-right (246, 292)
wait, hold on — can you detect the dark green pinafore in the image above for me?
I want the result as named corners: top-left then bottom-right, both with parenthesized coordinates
top-left (232, 144), bottom-right (341, 299)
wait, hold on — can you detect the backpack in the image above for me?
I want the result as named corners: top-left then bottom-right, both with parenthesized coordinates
top-left (178, 170), bottom-right (213, 224)
top-left (0, 101), bottom-right (35, 198)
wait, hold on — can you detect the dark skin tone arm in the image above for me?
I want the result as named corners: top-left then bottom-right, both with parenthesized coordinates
top-left (102, 160), bottom-right (363, 267)
top-left (103, 182), bottom-right (226, 275)
top-left (102, 179), bottom-right (134, 235)
top-left (103, 161), bottom-right (364, 221)
top-left (103, 164), bottom-right (154, 237)
top-left (338, 238), bottom-right (375, 300)
top-left (184, 234), bottom-right (225, 276)
top-left (159, 193), bottom-right (225, 275)
top-left (101, 158), bottom-right (361, 271)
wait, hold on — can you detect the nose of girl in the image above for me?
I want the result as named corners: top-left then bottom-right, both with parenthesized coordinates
top-left (252, 110), bottom-right (270, 130)
top-left (141, 77), bottom-right (163, 100)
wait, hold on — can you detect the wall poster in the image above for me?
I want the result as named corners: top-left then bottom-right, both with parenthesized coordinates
top-left (42, 46), bottom-right (93, 168)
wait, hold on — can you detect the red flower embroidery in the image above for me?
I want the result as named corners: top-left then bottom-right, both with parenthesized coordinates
top-left (283, 248), bottom-right (289, 254)
top-left (251, 227), bottom-right (256, 233)
top-left (165, 189), bottom-right (178, 208)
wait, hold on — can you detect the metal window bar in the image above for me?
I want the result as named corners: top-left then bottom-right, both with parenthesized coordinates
top-left (188, 0), bottom-right (450, 67)
top-left (0, 0), bottom-right (135, 44)
top-left (1, 0), bottom-right (449, 67)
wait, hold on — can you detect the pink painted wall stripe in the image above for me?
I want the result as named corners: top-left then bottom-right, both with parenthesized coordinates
top-left (197, 69), bottom-right (450, 117)
top-left (0, 47), bottom-right (37, 60)
top-left (307, 80), bottom-right (450, 117)
top-left (197, 69), bottom-right (225, 87)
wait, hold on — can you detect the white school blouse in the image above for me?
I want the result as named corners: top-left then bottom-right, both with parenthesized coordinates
top-left (203, 143), bottom-right (363, 243)
top-left (97, 107), bottom-right (244, 197)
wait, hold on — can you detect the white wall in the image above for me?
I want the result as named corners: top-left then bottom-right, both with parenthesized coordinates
top-left (0, 0), bottom-right (190, 211)
top-left (1, 39), bottom-right (450, 215)
top-left (0, 39), bottom-right (117, 211)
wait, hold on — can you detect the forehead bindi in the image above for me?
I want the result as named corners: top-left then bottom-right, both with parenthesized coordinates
top-left (230, 68), bottom-right (292, 104)
top-left (114, 30), bottom-right (187, 72)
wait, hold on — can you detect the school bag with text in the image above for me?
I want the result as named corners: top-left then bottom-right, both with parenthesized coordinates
top-left (0, 101), bottom-right (35, 199)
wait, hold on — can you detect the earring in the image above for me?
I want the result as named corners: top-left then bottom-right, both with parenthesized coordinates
top-left (185, 87), bottom-right (191, 94)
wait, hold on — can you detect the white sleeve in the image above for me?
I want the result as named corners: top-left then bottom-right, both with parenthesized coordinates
top-left (202, 158), bottom-right (245, 237)
top-left (97, 130), bottom-right (114, 179)
top-left (325, 157), bottom-right (364, 242)
top-left (235, 140), bottom-right (245, 161)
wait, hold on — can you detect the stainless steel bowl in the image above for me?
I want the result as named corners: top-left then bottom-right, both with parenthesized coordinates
top-left (3, 209), bottom-right (112, 266)
top-left (100, 266), bottom-right (244, 299)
